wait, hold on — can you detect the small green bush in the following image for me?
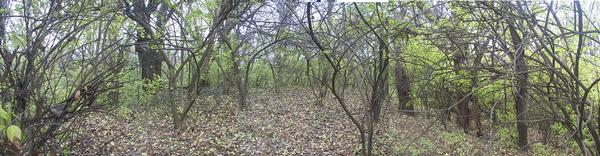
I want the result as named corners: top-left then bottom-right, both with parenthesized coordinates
top-left (531, 143), bottom-right (552, 156)
top-left (440, 131), bottom-right (466, 146)
top-left (497, 127), bottom-right (516, 148)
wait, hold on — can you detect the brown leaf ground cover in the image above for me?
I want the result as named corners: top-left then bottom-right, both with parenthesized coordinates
top-left (63, 88), bottom-right (574, 155)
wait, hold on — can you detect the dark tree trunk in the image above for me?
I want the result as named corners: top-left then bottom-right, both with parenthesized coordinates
top-left (455, 91), bottom-right (470, 133)
top-left (135, 35), bottom-right (162, 80)
top-left (452, 47), bottom-right (471, 133)
top-left (508, 21), bottom-right (529, 150)
top-left (371, 39), bottom-right (388, 122)
top-left (395, 60), bottom-right (412, 114)
top-left (130, 0), bottom-right (163, 81)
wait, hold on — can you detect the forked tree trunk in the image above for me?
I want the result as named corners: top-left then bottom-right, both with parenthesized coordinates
top-left (131, 0), bottom-right (162, 81)
top-left (303, 54), bottom-right (329, 107)
top-left (172, 0), bottom-right (234, 130)
top-left (371, 39), bottom-right (388, 122)
top-left (230, 46), bottom-right (247, 110)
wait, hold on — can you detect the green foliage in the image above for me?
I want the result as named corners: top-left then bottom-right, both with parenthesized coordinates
top-left (531, 143), bottom-right (555, 156)
top-left (117, 105), bottom-right (133, 117)
top-left (118, 70), bottom-right (163, 112)
top-left (142, 79), bottom-right (167, 94)
top-left (497, 127), bottom-right (516, 148)
top-left (440, 131), bottom-right (466, 146)
top-left (419, 138), bottom-right (434, 150)
top-left (531, 143), bottom-right (561, 156)
top-left (402, 37), bottom-right (444, 62)
top-left (392, 138), bottom-right (435, 155)
top-left (0, 103), bottom-right (23, 144)
top-left (6, 125), bottom-right (21, 142)
top-left (453, 76), bottom-right (471, 90)
top-left (163, 0), bottom-right (177, 10)
top-left (0, 107), bottom-right (10, 127)
top-left (497, 111), bottom-right (516, 123)
top-left (550, 123), bottom-right (568, 135)
top-left (388, 136), bottom-right (437, 155)
top-left (476, 81), bottom-right (507, 104)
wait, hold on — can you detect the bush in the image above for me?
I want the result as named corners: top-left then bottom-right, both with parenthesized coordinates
top-left (497, 127), bottom-right (517, 148)
top-left (531, 143), bottom-right (552, 156)
top-left (440, 131), bottom-right (466, 146)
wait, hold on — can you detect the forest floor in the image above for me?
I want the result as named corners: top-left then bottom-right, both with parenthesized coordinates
top-left (64, 88), bottom-right (573, 155)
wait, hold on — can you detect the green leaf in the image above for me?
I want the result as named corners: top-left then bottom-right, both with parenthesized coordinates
top-left (164, 0), bottom-right (176, 9)
top-left (7, 125), bottom-right (22, 142)
top-left (0, 107), bottom-right (10, 124)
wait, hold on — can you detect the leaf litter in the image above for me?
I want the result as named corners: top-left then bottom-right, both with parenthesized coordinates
top-left (63, 88), bottom-right (573, 155)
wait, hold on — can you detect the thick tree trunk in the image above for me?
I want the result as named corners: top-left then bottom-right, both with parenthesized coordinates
top-left (452, 47), bottom-right (471, 133)
top-left (131, 0), bottom-right (162, 81)
top-left (230, 47), bottom-right (247, 110)
top-left (395, 61), bottom-right (412, 113)
top-left (469, 93), bottom-right (482, 135)
top-left (455, 91), bottom-right (470, 133)
top-left (0, 54), bottom-right (9, 98)
top-left (135, 36), bottom-right (162, 81)
top-left (164, 68), bottom-right (182, 130)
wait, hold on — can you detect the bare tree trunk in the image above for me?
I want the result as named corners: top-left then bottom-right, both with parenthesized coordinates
top-left (168, 73), bottom-right (182, 130)
top-left (317, 63), bottom-right (329, 105)
top-left (452, 45), bottom-right (471, 133)
top-left (230, 43), bottom-right (247, 110)
top-left (304, 54), bottom-right (329, 106)
top-left (470, 48), bottom-right (483, 136)
top-left (172, 0), bottom-right (235, 130)
top-left (395, 60), bottom-right (412, 113)
top-left (371, 38), bottom-right (388, 122)
top-left (508, 20), bottom-right (528, 150)
top-left (268, 62), bottom-right (278, 90)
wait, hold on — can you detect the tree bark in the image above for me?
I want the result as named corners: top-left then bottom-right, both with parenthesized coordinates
top-left (395, 60), bottom-right (411, 113)
top-left (470, 47), bottom-right (483, 136)
top-left (452, 43), bottom-right (471, 133)
top-left (135, 35), bottom-right (162, 81)
top-left (371, 38), bottom-right (388, 122)
top-left (131, 0), bottom-right (162, 81)
top-left (229, 40), bottom-right (247, 110)
top-left (508, 20), bottom-right (529, 150)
